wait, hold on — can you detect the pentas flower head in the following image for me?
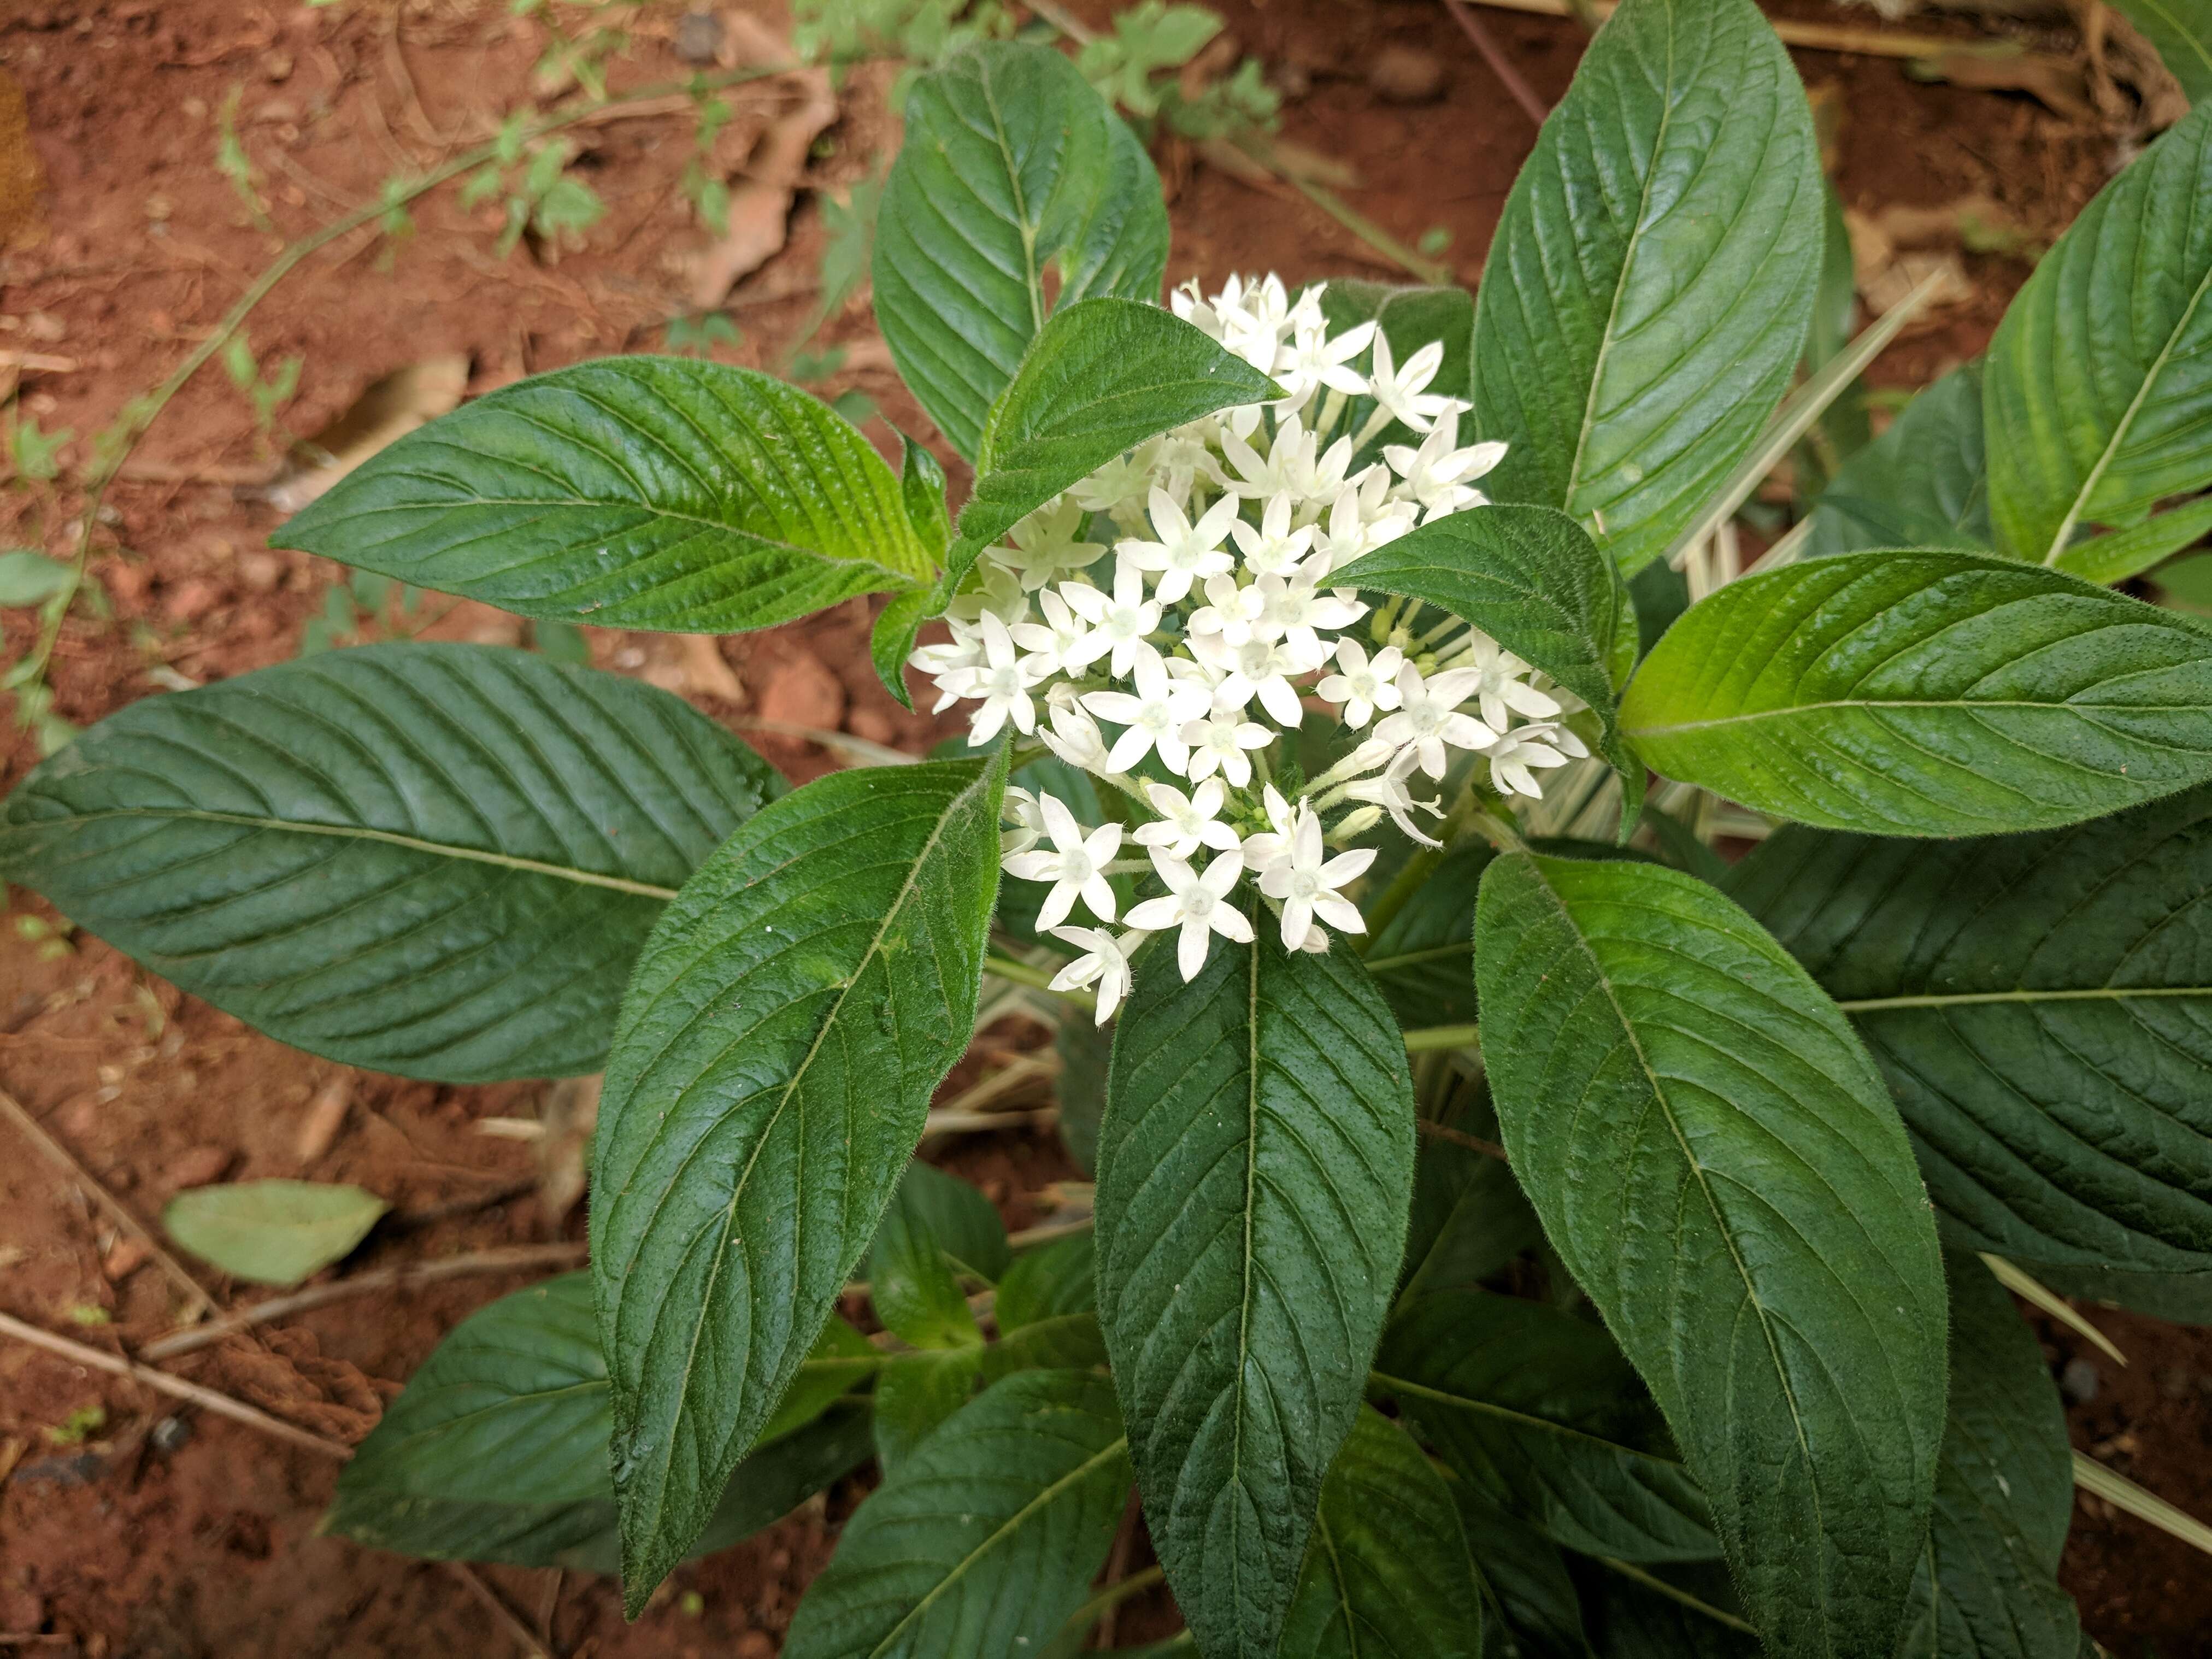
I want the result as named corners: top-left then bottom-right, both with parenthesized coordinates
top-left (911, 274), bottom-right (1574, 1011)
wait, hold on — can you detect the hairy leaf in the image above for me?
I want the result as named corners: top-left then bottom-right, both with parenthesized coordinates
top-left (1802, 364), bottom-right (1992, 559)
top-left (1376, 1290), bottom-right (1717, 1563)
top-left (1475, 852), bottom-right (1948, 1659)
top-left (323, 1276), bottom-right (874, 1569)
top-left (1335, 504), bottom-right (1639, 791)
top-left (1097, 929), bottom-right (1416, 1657)
top-left (2055, 494), bottom-right (2212, 587)
top-left (1452, 1479), bottom-right (1595, 1659)
top-left (1621, 550), bottom-right (2212, 836)
top-left (874, 1347), bottom-right (989, 1475)
top-left (163, 1180), bottom-right (385, 1286)
top-left (1278, 1407), bottom-right (1486, 1659)
top-left (0, 643), bottom-right (776, 1081)
top-left (592, 753), bottom-right (1007, 1609)
top-left (1728, 798), bottom-right (2212, 1286)
top-left (1470, 0), bottom-right (1823, 575)
top-left (781, 1370), bottom-right (1133, 1659)
top-left (1316, 279), bottom-right (1475, 454)
top-left (1892, 1252), bottom-right (2080, 1659)
top-left (1364, 844), bottom-right (1489, 1033)
top-left (1397, 1107), bottom-right (1543, 1308)
top-left (1985, 101), bottom-right (2212, 562)
top-left (873, 42), bottom-right (1171, 462)
top-left (868, 1165), bottom-right (992, 1352)
top-left (275, 357), bottom-right (932, 631)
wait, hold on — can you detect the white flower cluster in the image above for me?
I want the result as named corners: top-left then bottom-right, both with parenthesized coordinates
top-left (914, 274), bottom-right (1588, 1019)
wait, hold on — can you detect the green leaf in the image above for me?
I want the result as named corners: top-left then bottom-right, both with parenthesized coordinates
top-left (1396, 1128), bottom-right (1542, 1310)
top-left (323, 1276), bottom-right (873, 1570)
top-left (1315, 280), bottom-right (1474, 455)
top-left (1278, 1407), bottom-right (1486, 1659)
top-left (0, 549), bottom-right (73, 608)
top-left (1802, 364), bottom-right (1992, 560)
top-left (1580, 1567), bottom-right (1761, 1659)
top-left (874, 1346), bottom-right (988, 1475)
top-left (1054, 1010), bottom-right (1110, 1176)
top-left (592, 752), bottom-right (1009, 1611)
top-left (1096, 929), bottom-right (1416, 1658)
top-left (867, 1162), bottom-right (1006, 1350)
top-left (1364, 843), bottom-right (1489, 1033)
top-left (1451, 1479), bottom-right (1595, 1659)
top-left (2109, 0), bottom-right (2212, 101)
top-left (870, 297), bottom-right (1277, 696)
top-left (163, 1180), bottom-right (385, 1285)
top-left (872, 41), bottom-right (1172, 462)
top-left (989, 1236), bottom-right (1108, 1379)
top-left (1474, 852), bottom-right (1948, 1659)
top-left (1334, 504), bottom-right (1641, 798)
top-left (1726, 797), bottom-right (2212, 1285)
top-left (1892, 1252), bottom-right (2080, 1659)
top-left (781, 1369), bottom-right (1134, 1659)
top-left (1375, 1290), bottom-right (1716, 1563)
top-left (1984, 101), bottom-right (2212, 562)
top-left (273, 356), bottom-right (933, 633)
top-left (0, 643), bottom-right (776, 1081)
top-left (899, 434), bottom-right (952, 556)
top-left (1620, 550), bottom-right (2212, 837)
top-left (1469, 0), bottom-right (1823, 575)
top-left (2055, 493), bottom-right (2212, 586)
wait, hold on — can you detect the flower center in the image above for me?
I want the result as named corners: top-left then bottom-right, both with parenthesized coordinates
top-left (1185, 889), bottom-right (1215, 918)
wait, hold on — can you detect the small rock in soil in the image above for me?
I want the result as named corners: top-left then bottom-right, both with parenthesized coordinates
top-left (2060, 1355), bottom-right (2100, 1404)
top-left (758, 653), bottom-right (845, 732)
top-left (1368, 45), bottom-right (1449, 104)
top-left (149, 1415), bottom-right (191, 1455)
top-left (102, 1237), bottom-right (148, 1281)
top-left (846, 707), bottom-right (896, 746)
top-left (674, 8), bottom-right (722, 64)
top-left (735, 1633), bottom-right (774, 1659)
top-left (235, 550), bottom-right (285, 592)
top-left (163, 579), bottom-right (220, 623)
top-left (164, 1144), bottom-right (231, 1190)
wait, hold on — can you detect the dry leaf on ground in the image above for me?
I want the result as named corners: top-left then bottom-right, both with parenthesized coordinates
top-left (267, 354), bottom-right (470, 515)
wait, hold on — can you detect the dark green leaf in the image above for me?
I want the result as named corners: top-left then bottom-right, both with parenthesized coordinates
top-left (1397, 1113), bottom-right (1543, 1308)
top-left (1727, 798), bottom-right (2212, 1284)
top-left (323, 1276), bottom-right (873, 1570)
top-left (1802, 364), bottom-right (1991, 560)
top-left (1579, 1566), bottom-right (1761, 1659)
top-left (1055, 1010), bottom-right (1111, 1176)
top-left (781, 1369), bottom-right (1134, 1659)
top-left (999, 1233), bottom-right (1099, 1329)
top-left (0, 643), bottom-right (777, 1081)
top-left (892, 1160), bottom-right (1013, 1281)
top-left (1984, 102), bottom-right (2212, 561)
top-left (1621, 550), bottom-right (2212, 836)
top-left (1452, 1479), bottom-right (1595, 1659)
top-left (1893, 1252), bottom-right (2080, 1659)
top-left (163, 1180), bottom-right (385, 1285)
top-left (592, 752), bottom-right (1008, 1610)
top-left (1278, 1407), bottom-right (1486, 1659)
top-left (898, 434), bottom-right (951, 555)
top-left (1469, 0), bottom-right (1823, 575)
top-left (873, 1347), bottom-right (988, 1475)
top-left (873, 41), bottom-right (1172, 462)
top-left (2108, 0), bottom-right (2212, 101)
top-left (1375, 1290), bottom-right (1716, 1563)
top-left (866, 1161), bottom-right (1006, 1350)
top-left (1097, 930), bottom-right (1416, 1657)
top-left (1475, 852), bottom-right (1948, 1659)
top-left (2055, 493), bottom-right (2212, 586)
top-left (275, 357), bottom-right (933, 632)
top-left (0, 549), bottom-right (73, 607)
top-left (1364, 844), bottom-right (1489, 1033)
top-left (1334, 505), bottom-right (1639, 795)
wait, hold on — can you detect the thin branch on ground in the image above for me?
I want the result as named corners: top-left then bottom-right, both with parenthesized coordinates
top-left (921, 1105), bottom-right (1060, 1139)
top-left (140, 1242), bottom-right (589, 1361)
top-left (0, 1309), bottom-right (350, 1460)
top-left (445, 1563), bottom-right (552, 1659)
top-left (1441, 0), bottom-right (1552, 128)
top-left (0, 1084), bottom-right (216, 1321)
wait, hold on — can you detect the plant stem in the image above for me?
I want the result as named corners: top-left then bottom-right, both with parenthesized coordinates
top-left (1440, 0), bottom-right (1552, 129)
top-left (985, 954), bottom-right (1085, 1002)
top-left (1402, 1023), bottom-right (1481, 1053)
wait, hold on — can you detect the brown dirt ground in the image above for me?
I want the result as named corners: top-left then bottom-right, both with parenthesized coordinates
top-left (0, 1), bottom-right (2204, 1655)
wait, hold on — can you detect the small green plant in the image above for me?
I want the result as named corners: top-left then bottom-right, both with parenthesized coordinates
top-left (677, 89), bottom-right (736, 231)
top-left (45, 1405), bottom-right (105, 1446)
top-left (662, 311), bottom-right (740, 358)
top-left (1075, 0), bottom-right (1279, 138)
top-left (11, 909), bottom-right (75, 961)
top-left (214, 84), bottom-right (278, 236)
top-left (8, 416), bottom-right (69, 484)
top-left (222, 331), bottom-right (302, 442)
top-left (7, 16), bottom-right (2212, 1659)
top-left (458, 116), bottom-right (605, 258)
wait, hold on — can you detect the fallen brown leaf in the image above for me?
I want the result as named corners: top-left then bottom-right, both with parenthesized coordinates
top-left (679, 633), bottom-right (746, 703)
top-left (267, 354), bottom-right (471, 515)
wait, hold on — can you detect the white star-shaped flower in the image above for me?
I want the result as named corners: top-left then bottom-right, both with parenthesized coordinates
top-left (1003, 793), bottom-right (1123, 931)
top-left (1048, 924), bottom-right (1149, 1023)
top-left (1488, 720), bottom-right (1588, 798)
top-left (1316, 638), bottom-right (1405, 727)
top-left (946, 611), bottom-right (1047, 744)
top-left (1061, 566), bottom-right (1162, 681)
top-left (1273, 316), bottom-right (1376, 405)
top-left (1227, 491), bottom-right (1315, 578)
top-left (1117, 486), bottom-right (1239, 604)
top-left (1251, 567), bottom-right (1363, 657)
top-left (1382, 415), bottom-right (1508, 515)
top-left (1366, 332), bottom-right (1460, 434)
top-left (1195, 632), bottom-right (1326, 728)
top-left (1179, 703), bottom-right (1273, 787)
top-left (1343, 746), bottom-right (1446, 846)
top-left (1081, 651), bottom-right (1211, 774)
top-left (1125, 850), bottom-right (1255, 981)
top-left (1008, 586), bottom-right (1092, 679)
top-left (1001, 785), bottom-right (1048, 855)
top-left (1257, 806), bottom-right (1376, 950)
top-left (990, 497), bottom-right (1108, 590)
top-left (1460, 631), bottom-right (1562, 733)
top-left (1039, 695), bottom-right (1114, 773)
top-left (1133, 778), bottom-right (1243, 861)
top-left (1374, 662), bottom-right (1495, 778)
top-left (1187, 571), bottom-right (1268, 649)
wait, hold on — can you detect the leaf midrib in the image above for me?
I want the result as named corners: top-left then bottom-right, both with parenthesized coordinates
top-left (1627, 693), bottom-right (2212, 738)
top-left (1519, 855), bottom-right (1834, 1634)
top-left (23, 807), bottom-right (682, 899)
top-left (868, 1434), bottom-right (1130, 1657)
top-left (1838, 984), bottom-right (2212, 1012)
top-left (1370, 1369), bottom-right (1695, 1471)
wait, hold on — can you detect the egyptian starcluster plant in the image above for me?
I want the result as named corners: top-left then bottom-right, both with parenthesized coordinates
top-left (7, 6), bottom-right (2212, 1657)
